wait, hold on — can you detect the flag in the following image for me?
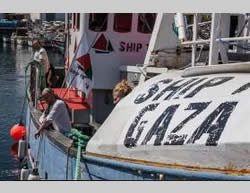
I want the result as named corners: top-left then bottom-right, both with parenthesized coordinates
top-left (92, 33), bottom-right (114, 53)
top-left (66, 33), bottom-right (93, 96)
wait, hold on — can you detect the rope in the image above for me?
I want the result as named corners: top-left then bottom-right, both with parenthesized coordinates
top-left (19, 63), bottom-right (31, 124)
top-left (69, 128), bottom-right (90, 180)
top-left (74, 140), bottom-right (82, 180)
top-left (34, 134), bottom-right (43, 169)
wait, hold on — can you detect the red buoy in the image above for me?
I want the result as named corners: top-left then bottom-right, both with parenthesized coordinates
top-left (10, 123), bottom-right (27, 141)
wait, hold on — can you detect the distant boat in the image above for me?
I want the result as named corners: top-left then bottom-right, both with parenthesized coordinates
top-left (10, 33), bottom-right (17, 44)
top-left (0, 19), bottom-right (18, 28)
top-left (53, 33), bottom-right (65, 54)
top-left (2, 35), bottom-right (11, 43)
top-left (16, 36), bottom-right (28, 46)
top-left (27, 38), bottom-right (33, 47)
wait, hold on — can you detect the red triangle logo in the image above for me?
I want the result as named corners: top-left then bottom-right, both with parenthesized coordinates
top-left (76, 53), bottom-right (91, 70)
top-left (93, 34), bottom-right (107, 51)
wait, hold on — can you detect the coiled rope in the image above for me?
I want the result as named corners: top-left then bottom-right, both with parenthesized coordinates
top-left (69, 128), bottom-right (90, 180)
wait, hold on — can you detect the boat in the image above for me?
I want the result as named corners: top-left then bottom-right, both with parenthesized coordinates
top-left (22, 13), bottom-right (250, 180)
top-left (53, 32), bottom-right (65, 54)
top-left (23, 13), bottom-right (156, 180)
top-left (11, 32), bottom-right (17, 44)
top-left (27, 38), bottom-right (33, 47)
top-left (27, 32), bottom-right (44, 47)
top-left (2, 35), bottom-right (11, 43)
top-left (16, 36), bottom-right (28, 46)
top-left (16, 28), bottom-right (28, 46)
top-left (0, 19), bottom-right (18, 28)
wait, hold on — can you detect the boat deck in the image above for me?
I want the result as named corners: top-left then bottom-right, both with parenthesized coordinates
top-left (38, 88), bottom-right (89, 111)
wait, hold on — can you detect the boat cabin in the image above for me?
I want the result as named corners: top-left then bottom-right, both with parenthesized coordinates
top-left (65, 13), bottom-right (156, 126)
top-left (24, 13), bottom-right (250, 180)
top-left (28, 13), bottom-right (157, 135)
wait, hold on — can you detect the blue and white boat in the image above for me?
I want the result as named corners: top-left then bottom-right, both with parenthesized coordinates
top-left (23, 13), bottom-right (250, 180)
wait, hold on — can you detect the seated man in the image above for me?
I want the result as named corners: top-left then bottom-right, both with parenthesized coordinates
top-left (35, 88), bottom-right (72, 138)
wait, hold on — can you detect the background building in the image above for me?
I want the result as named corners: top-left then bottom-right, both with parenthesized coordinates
top-left (30, 13), bottom-right (65, 22)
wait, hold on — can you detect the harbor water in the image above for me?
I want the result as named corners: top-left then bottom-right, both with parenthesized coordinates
top-left (0, 43), bottom-right (64, 180)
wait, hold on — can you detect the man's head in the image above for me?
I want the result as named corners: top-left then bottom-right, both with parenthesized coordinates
top-left (112, 80), bottom-right (132, 105)
top-left (32, 40), bottom-right (41, 50)
top-left (39, 88), bottom-right (56, 104)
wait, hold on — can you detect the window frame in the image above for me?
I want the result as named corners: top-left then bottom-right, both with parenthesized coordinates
top-left (137, 13), bottom-right (156, 34)
top-left (88, 13), bottom-right (108, 32)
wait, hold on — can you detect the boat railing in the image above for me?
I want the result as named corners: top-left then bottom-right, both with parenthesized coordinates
top-left (182, 61), bottom-right (250, 77)
top-left (120, 64), bottom-right (168, 87)
top-left (178, 13), bottom-right (250, 67)
top-left (26, 60), bottom-right (42, 109)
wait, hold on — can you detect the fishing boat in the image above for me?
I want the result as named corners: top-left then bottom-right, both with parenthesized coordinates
top-left (16, 36), bottom-right (28, 46)
top-left (11, 32), bottom-right (17, 44)
top-left (23, 13), bottom-right (156, 180)
top-left (0, 19), bottom-right (18, 28)
top-left (53, 32), bottom-right (65, 54)
top-left (22, 13), bottom-right (250, 180)
top-left (2, 35), bottom-right (11, 43)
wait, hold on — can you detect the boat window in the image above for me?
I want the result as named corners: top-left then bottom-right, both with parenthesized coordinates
top-left (68, 13), bottom-right (72, 29)
top-left (89, 13), bottom-right (108, 32)
top-left (137, 13), bottom-right (156, 33)
top-left (73, 13), bottom-right (76, 30)
top-left (76, 13), bottom-right (80, 31)
top-left (113, 13), bottom-right (132, 33)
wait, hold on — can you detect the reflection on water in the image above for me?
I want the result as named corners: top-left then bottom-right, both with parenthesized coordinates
top-left (0, 44), bottom-right (64, 180)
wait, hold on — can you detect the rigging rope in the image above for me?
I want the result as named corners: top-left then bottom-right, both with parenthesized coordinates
top-left (18, 62), bottom-right (33, 124)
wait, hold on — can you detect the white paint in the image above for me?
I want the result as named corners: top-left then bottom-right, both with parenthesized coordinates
top-left (175, 13), bottom-right (187, 42)
top-left (68, 13), bottom-right (152, 90)
top-left (140, 13), bottom-right (179, 84)
top-left (87, 71), bottom-right (250, 170)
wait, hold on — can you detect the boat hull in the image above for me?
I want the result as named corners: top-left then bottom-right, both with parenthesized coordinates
top-left (25, 103), bottom-right (250, 180)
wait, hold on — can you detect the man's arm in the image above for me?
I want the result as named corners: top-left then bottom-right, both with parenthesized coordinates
top-left (35, 119), bottom-right (52, 139)
top-left (34, 101), bottom-right (63, 139)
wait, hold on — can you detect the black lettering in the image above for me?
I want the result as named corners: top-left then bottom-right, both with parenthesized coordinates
top-left (153, 78), bottom-right (198, 101)
top-left (164, 134), bottom-right (188, 145)
top-left (164, 102), bottom-right (211, 145)
top-left (187, 101), bottom-right (238, 146)
top-left (134, 79), bottom-right (173, 104)
top-left (141, 104), bottom-right (179, 146)
top-left (69, 67), bottom-right (87, 80)
top-left (124, 103), bottom-right (159, 148)
top-left (185, 77), bottom-right (234, 98)
top-left (133, 121), bottom-right (148, 145)
top-left (126, 43), bottom-right (133, 52)
top-left (232, 82), bottom-right (250, 95)
top-left (174, 78), bottom-right (208, 99)
top-left (119, 41), bottom-right (125, 52)
top-left (136, 43), bottom-right (142, 52)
